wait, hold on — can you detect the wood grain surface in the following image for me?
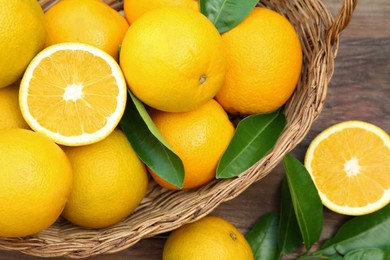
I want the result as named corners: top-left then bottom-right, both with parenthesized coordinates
top-left (2, 0), bottom-right (389, 259)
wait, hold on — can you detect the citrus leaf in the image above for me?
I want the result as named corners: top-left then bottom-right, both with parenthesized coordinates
top-left (344, 248), bottom-right (390, 260)
top-left (320, 256), bottom-right (344, 260)
top-left (246, 212), bottom-right (279, 260)
top-left (278, 177), bottom-right (303, 257)
top-left (298, 255), bottom-right (344, 260)
top-left (120, 91), bottom-right (184, 188)
top-left (216, 109), bottom-right (286, 179)
top-left (314, 204), bottom-right (390, 256)
top-left (199, 0), bottom-right (258, 33)
top-left (283, 154), bottom-right (323, 251)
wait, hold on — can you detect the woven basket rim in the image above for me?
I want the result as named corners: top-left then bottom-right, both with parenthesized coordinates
top-left (0, 0), bottom-right (358, 258)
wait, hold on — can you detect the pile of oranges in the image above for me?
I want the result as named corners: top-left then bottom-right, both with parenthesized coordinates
top-left (0, 0), bottom-right (302, 238)
top-left (2, 2), bottom-right (390, 259)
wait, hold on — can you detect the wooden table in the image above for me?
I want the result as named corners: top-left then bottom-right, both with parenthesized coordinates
top-left (2, 0), bottom-right (389, 259)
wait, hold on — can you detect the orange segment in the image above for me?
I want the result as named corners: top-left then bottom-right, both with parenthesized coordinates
top-left (19, 43), bottom-right (127, 146)
top-left (305, 121), bottom-right (390, 215)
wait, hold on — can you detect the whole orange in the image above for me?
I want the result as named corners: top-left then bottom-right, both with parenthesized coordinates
top-left (0, 128), bottom-right (72, 237)
top-left (0, 82), bottom-right (29, 129)
top-left (124, 0), bottom-right (199, 24)
top-left (305, 121), bottom-right (390, 216)
top-left (120, 7), bottom-right (226, 112)
top-left (61, 129), bottom-right (148, 228)
top-left (0, 0), bottom-right (45, 88)
top-left (44, 0), bottom-right (129, 61)
top-left (149, 99), bottom-right (234, 190)
top-left (215, 7), bottom-right (303, 115)
top-left (163, 216), bottom-right (254, 259)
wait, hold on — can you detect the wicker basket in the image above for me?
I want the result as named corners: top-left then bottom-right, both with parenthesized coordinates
top-left (0, 0), bottom-right (357, 258)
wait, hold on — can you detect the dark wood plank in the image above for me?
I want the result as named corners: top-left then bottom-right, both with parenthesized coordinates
top-left (326, 0), bottom-right (389, 39)
top-left (1, 0), bottom-right (389, 259)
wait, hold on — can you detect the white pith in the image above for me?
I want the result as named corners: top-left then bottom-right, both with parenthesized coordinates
top-left (344, 157), bottom-right (360, 177)
top-left (63, 84), bottom-right (84, 101)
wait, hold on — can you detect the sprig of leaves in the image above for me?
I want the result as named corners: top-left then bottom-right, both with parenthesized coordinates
top-left (245, 154), bottom-right (390, 260)
top-left (313, 203), bottom-right (390, 258)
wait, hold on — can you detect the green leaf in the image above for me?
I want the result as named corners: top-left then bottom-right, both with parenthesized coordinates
top-left (344, 248), bottom-right (390, 260)
top-left (298, 255), bottom-right (343, 260)
top-left (199, 0), bottom-right (258, 33)
top-left (283, 154), bottom-right (323, 251)
top-left (321, 256), bottom-right (344, 260)
top-left (246, 212), bottom-right (279, 260)
top-left (314, 204), bottom-right (390, 256)
top-left (216, 109), bottom-right (286, 179)
top-left (278, 177), bottom-right (303, 258)
top-left (120, 91), bottom-right (184, 188)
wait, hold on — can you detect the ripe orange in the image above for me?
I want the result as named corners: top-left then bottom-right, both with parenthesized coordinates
top-left (0, 128), bottom-right (72, 237)
top-left (0, 82), bottom-right (29, 129)
top-left (0, 0), bottom-right (45, 88)
top-left (120, 7), bottom-right (226, 112)
top-left (163, 216), bottom-right (254, 260)
top-left (305, 121), bottom-right (390, 215)
top-left (19, 43), bottom-right (127, 146)
top-left (123, 0), bottom-right (199, 24)
top-left (44, 0), bottom-right (129, 61)
top-left (61, 129), bottom-right (148, 228)
top-left (149, 99), bottom-right (234, 190)
top-left (215, 7), bottom-right (303, 115)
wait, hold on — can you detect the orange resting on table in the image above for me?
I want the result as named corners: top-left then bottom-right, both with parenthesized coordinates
top-left (305, 120), bottom-right (390, 216)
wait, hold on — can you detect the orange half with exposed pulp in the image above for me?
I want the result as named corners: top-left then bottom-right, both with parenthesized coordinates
top-left (305, 121), bottom-right (390, 215)
top-left (19, 43), bottom-right (127, 146)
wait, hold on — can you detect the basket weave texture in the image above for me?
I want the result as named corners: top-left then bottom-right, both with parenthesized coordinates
top-left (0, 0), bottom-right (357, 258)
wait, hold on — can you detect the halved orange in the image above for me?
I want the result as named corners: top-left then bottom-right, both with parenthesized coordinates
top-left (305, 121), bottom-right (390, 215)
top-left (19, 43), bottom-right (127, 146)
